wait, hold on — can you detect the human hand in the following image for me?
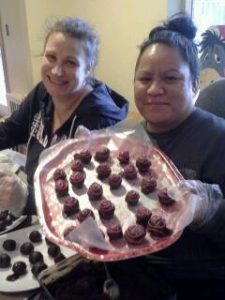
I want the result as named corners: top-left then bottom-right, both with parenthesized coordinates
top-left (169, 180), bottom-right (223, 229)
top-left (0, 167), bottom-right (28, 217)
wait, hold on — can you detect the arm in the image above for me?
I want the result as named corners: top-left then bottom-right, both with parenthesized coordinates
top-left (178, 180), bottom-right (225, 249)
top-left (0, 102), bottom-right (30, 150)
top-left (0, 82), bottom-right (45, 150)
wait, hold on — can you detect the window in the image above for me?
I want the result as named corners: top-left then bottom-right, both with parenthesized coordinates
top-left (191, 0), bottom-right (225, 41)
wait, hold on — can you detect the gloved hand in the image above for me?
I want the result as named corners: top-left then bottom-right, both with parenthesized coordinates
top-left (0, 165), bottom-right (28, 217)
top-left (168, 180), bottom-right (224, 230)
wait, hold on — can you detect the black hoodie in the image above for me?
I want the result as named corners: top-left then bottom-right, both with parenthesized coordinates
top-left (0, 79), bottom-right (129, 186)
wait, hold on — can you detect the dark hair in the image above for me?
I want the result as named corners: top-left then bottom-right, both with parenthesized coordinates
top-left (43, 17), bottom-right (99, 70)
top-left (135, 13), bottom-right (200, 81)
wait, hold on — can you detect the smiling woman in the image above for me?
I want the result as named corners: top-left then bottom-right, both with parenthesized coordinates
top-left (0, 17), bottom-right (129, 215)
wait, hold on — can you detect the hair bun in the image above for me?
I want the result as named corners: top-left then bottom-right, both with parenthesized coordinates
top-left (165, 13), bottom-right (197, 40)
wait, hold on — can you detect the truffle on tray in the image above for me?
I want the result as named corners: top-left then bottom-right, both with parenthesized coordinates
top-left (124, 224), bottom-right (146, 245)
top-left (125, 190), bottom-right (140, 206)
top-left (107, 224), bottom-right (123, 240)
top-left (147, 215), bottom-right (172, 238)
top-left (55, 179), bottom-right (69, 197)
top-left (158, 188), bottom-right (176, 206)
top-left (108, 173), bottom-right (122, 189)
top-left (29, 230), bottom-right (42, 243)
top-left (74, 149), bottom-right (92, 164)
top-left (98, 199), bottom-right (115, 219)
top-left (136, 155), bottom-right (151, 173)
top-left (3, 239), bottom-right (16, 251)
top-left (20, 242), bottom-right (34, 255)
top-left (94, 146), bottom-right (110, 162)
top-left (136, 206), bottom-right (152, 227)
top-left (53, 168), bottom-right (67, 181)
top-left (71, 159), bottom-right (84, 172)
top-left (87, 182), bottom-right (103, 201)
top-left (117, 150), bottom-right (130, 165)
top-left (77, 208), bottom-right (95, 223)
top-left (141, 177), bottom-right (157, 194)
top-left (63, 196), bottom-right (80, 217)
top-left (96, 162), bottom-right (111, 179)
top-left (69, 171), bottom-right (86, 189)
top-left (123, 164), bottom-right (138, 180)
top-left (0, 253), bottom-right (11, 268)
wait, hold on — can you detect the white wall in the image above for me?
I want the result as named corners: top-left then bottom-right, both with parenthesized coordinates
top-left (0, 0), bottom-right (33, 95)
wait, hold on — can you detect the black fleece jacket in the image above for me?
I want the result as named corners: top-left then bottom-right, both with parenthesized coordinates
top-left (0, 79), bottom-right (129, 186)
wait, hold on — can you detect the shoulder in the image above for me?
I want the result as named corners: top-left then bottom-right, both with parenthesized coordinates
top-left (193, 107), bottom-right (225, 132)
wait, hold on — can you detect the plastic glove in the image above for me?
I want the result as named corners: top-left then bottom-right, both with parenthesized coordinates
top-left (169, 180), bottom-right (223, 230)
top-left (0, 166), bottom-right (28, 217)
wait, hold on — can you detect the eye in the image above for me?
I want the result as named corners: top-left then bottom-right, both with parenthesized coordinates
top-left (138, 77), bottom-right (152, 83)
top-left (214, 53), bottom-right (221, 64)
top-left (45, 54), bottom-right (56, 62)
top-left (66, 60), bottom-right (77, 66)
top-left (164, 76), bottom-right (178, 83)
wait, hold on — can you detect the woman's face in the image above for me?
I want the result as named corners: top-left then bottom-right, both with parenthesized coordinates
top-left (41, 32), bottom-right (90, 99)
top-left (134, 43), bottom-right (197, 133)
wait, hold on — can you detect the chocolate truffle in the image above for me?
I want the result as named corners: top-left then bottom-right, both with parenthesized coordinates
top-left (158, 188), bottom-right (176, 206)
top-left (48, 244), bottom-right (61, 258)
top-left (74, 150), bottom-right (92, 164)
top-left (108, 174), bottom-right (122, 189)
top-left (136, 156), bottom-right (151, 173)
top-left (94, 146), bottom-right (110, 162)
top-left (117, 150), bottom-right (130, 165)
top-left (77, 208), bottom-right (95, 223)
top-left (29, 251), bottom-right (44, 264)
top-left (141, 177), bottom-right (157, 194)
top-left (98, 200), bottom-right (115, 220)
top-left (12, 261), bottom-right (27, 275)
top-left (0, 253), bottom-right (11, 268)
top-left (87, 182), bottom-right (103, 201)
top-left (29, 230), bottom-right (42, 243)
top-left (3, 239), bottom-right (16, 251)
top-left (71, 159), bottom-right (84, 172)
top-left (20, 242), bottom-right (34, 255)
top-left (124, 224), bottom-right (146, 245)
top-left (107, 224), bottom-right (123, 240)
top-left (53, 168), bottom-right (67, 181)
top-left (125, 190), bottom-right (140, 206)
top-left (69, 171), bottom-right (86, 188)
top-left (123, 164), bottom-right (137, 180)
top-left (63, 196), bottom-right (80, 216)
top-left (147, 215), bottom-right (172, 238)
top-left (55, 179), bottom-right (69, 197)
top-left (136, 207), bottom-right (152, 227)
top-left (96, 162), bottom-right (111, 179)
top-left (31, 262), bottom-right (48, 277)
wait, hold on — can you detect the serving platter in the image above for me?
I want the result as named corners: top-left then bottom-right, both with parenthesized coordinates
top-left (35, 134), bottom-right (188, 262)
top-left (0, 224), bottom-right (76, 292)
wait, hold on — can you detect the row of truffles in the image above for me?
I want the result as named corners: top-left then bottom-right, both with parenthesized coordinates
top-left (0, 210), bottom-right (18, 232)
top-left (0, 229), bottom-right (65, 282)
top-left (63, 211), bottom-right (172, 246)
top-left (54, 174), bottom-right (175, 220)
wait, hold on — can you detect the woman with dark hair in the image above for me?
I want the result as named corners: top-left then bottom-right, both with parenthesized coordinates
top-left (111, 13), bottom-right (225, 300)
top-left (0, 17), bottom-right (128, 214)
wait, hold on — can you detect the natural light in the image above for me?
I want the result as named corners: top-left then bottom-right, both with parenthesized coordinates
top-left (0, 48), bottom-right (7, 106)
